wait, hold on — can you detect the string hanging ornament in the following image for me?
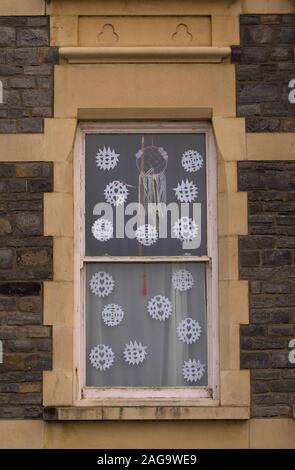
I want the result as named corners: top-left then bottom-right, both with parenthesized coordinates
top-left (135, 137), bottom-right (168, 220)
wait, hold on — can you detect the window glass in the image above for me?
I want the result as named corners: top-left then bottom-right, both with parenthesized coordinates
top-left (85, 133), bottom-right (207, 256)
top-left (86, 262), bottom-right (208, 387)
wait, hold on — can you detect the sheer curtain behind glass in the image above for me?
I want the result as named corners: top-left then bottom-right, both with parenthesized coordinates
top-left (86, 262), bottom-right (208, 387)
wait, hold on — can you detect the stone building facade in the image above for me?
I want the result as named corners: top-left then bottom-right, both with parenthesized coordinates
top-left (0, 0), bottom-right (294, 449)
top-left (0, 15), bottom-right (57, 132)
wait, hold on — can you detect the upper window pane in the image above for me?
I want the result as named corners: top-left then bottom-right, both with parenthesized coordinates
top-left (85, 132), bottom-right (207, 256)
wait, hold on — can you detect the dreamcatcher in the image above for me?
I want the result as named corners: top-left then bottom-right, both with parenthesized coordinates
top-left (135, 137), bottom-right (168, 220)
top-left (135, 137), bottom-right (168, 296)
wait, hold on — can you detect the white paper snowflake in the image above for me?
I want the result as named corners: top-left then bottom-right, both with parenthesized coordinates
top-left (176, 318), bottom-right (202, 344)
top-left (123, 340), bottom-right (147, 365)
top-left (102, 303), bottom-right (124, 327)
top-left (89, 271), bottom-right (114, 298)
top-left (89, 344), bottom-right (115, 371)
top-left (173, 217), bottom-right (198, 242)
top-left (174, 179), bottom-right (198, 203)
top-left (172, 269), bottom-right (194, 292)
top-left (135, 224), bottom-right (158, 246)
top-left (182, 359), bottom-right (205, 383)
top-left (91, 218), bottom-right (113, 242)
top-left (104, 180), bottom-right (128, 207)
top-left (147, 295), bottom-right (172, 321)
top-left (96, 146), bottom-right (120, 171)
top-left (182, 150), bottom-right (203, 173)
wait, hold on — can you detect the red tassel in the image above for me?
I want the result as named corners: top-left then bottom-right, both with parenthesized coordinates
top-left (143, 272), bottom-right (147, 296)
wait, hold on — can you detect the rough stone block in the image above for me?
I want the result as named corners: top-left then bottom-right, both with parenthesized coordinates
top-left (0, 218), bottom-right (12, 235)
top-left (17, 118), bottom-right (43, 133)
top-left (16, 28), bottom-right (48, 47)
top-left (7, 48), bottom-right (38, 65)
top-left (22, 89), bottom-right (52, 107)
top-left (0, 120), bottom-right (16, 133)
top-left (10, 77), bottom-right (35, 89)
top-left (246, 118), bottom-right (280, 132)
top-left (0, 27), bottom-right (16, 47)
top-left (238, 84), bottom-right (278, 104)
top-left (242, 25), bottom-right (275, 44)
top-left (0, 248), bottom-right (13, 268)
top-left (240, 352), bottom-right (270, 369)
top-left (14, 213), bottom-right (42, 236)
top-left (0, 282), bottom-right (41, 297)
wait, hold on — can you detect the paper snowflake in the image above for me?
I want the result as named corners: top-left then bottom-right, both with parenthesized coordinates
top-left (147, 295), bottom-right (172, 321)
top-left (123, 340), bottom-right (147, 365)
top-left (136, 224), bottom-right (158, 246)
top-left (96, 146), bottom-right (120, 171)
top-left (89, 344), bottom-right (115, 371)
top-left (174, 179), bottom-right (198, 203)
top-left (172, 269), bottom-right (194, 292)
top-left (89, 271), bottom-right (114, 298)
top-left (176, 318), bottom-right (202, 344)
top-left (182, 359), bottom-right (205, 383)
top-left (182, 150), bottom-right (203, 173)
top-left (173, 217), bottom-right (198, 242)
top-left (102, 303), bottom-right (124, 327)
top-left (91, 218), bottom-right (113, 242)
top-left (104, 180), bottom-right (128, 207)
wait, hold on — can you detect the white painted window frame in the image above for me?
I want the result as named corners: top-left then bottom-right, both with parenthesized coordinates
top-left (74, 121), bottom-right (219, 406)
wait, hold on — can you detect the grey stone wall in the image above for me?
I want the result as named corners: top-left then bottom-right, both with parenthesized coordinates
top-left (0, 163), bottom-right (53, 419)
top-left (239, 162), bottom-right (295, 418)
top-left (0, 16), bottom-right (57, 133)
top-left (232, 14), bottom-right (295, 132)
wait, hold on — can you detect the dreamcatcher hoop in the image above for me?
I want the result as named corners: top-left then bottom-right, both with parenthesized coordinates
top-left (135, 145), bottom-right (168, 176)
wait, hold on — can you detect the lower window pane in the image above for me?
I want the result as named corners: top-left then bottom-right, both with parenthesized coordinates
top-left (86, 262), bottom-right (208, 387)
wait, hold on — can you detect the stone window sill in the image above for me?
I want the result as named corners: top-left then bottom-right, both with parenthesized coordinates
top-left (59, 46), bottom-right (231, 64)
top-left (43, 405), bottom-right (249, 421)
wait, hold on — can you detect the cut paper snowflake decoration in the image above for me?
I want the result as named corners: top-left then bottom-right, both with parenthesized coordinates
top-left (174, 179), bottom-right (198, 203)
top-left (176, 318), bottom-right (202, 344)
top-left (96, 146), bottom-right (120, 171)
top-left (136, 224), bottom-right (158, 246)
top-left (89, 344), bottom-right (115, 371)
top-left (123, 340), bottom-right (147, 365)
top-left (172, 269), bottom-right (194, 292)
top-left (91, 218), bottom-right (113, 242)
top-left (104, 180), bottom-right (128, 207)
top-left (182, 359), bottom-right (205, 383)
top-left (173, 216), bottom-right (198, 242)
top-left (147, 295), bottom-right (172, 321)
top-left (181, 150), bottom-right (203, 173)
top-left (102, 303), bottom-right (124, 327)
top-left (89, 271), bottom-right (114, 298)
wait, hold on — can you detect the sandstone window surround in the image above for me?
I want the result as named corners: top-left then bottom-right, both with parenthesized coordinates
top-left (43, 114), bottom-right (250, 421)
top-left (42, 2), bottom-right (250, 420)
top-left (74, 121), bottom-right (218, 404)
top-left (41, 117), bottom-right (251, 417)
